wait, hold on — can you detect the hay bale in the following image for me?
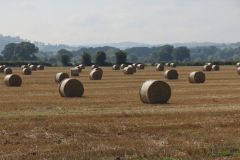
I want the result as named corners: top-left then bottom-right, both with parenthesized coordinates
top-left (212, 65), bottom-right (220, 71)
top-left (156, 63), bottom-right (164, 71)
top-left (21, 65), bottom-right (29, 69)
top-left (4, 74), bottom-right (22, 87)
top-left (91, 64), bottom-right (99, 69)
top-left (164, 70), bottom-right (179, 80)
top-left (132, 63), bottom-right (137, 67)
top-left (123, 67), bottom-right (134, 74)
top-left (59, 78), bottom-right (84, 97)
top-left (236, 62), bottom-right (240, 67)
top-left (75, 66), bottom-right (82, 72)
top-left (55, 72), bottom-right (70, 83)
top-left (70, 68), bottom-right (79, 76)
top-left (139, 80), bottom-right (171, 104)
top-left (189, 71), bottom-right (205, 83)
top-left (165, 63), bottom-right (170, 67)
top-left (137, 64), bottom-right (144, 70)
top-left (4, 68), bottom-right (12, 75)
top-left (206, 63), bottom-right (212, 66)
top-left (37, 65), bottom-right (44, 70)
top-left (22, 68), bottom-right (32, 75)
top-left (120, 64), bottom-right (127, 69)
top-left (30, 65), bottom-right (37, 71)
top-left (79, 64), bottom-right (85, 69)
top-left (112, 64), bottom-right (120, 70)
top-left (170, 63), bottom-right (176, 68)
top-left (237, 67), bottom-right (240, 75)
top-left (203, 65), bottom-right (212, 71)
top-left (0, 65), bottom-right (6, 73)
top-left (128, 65), bottom-right (137, 73)
top-left (89, 68), bottom-right (103, 80)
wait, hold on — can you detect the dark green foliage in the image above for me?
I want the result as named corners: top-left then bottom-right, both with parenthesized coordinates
top-left (95, 51), bottom-right (106, 65)
top-left (115, 51), bottom-right (127, 64)
top-left (81, 52), bottom-right (92, 66)
top-left (173, 46), bottom-right (190, 61)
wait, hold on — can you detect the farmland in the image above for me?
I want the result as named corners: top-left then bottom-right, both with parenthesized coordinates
top-left (0, 66), bottom-right (240, 159)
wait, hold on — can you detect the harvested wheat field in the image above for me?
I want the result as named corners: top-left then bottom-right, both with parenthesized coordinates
top-left (0, 66), bottom-right (240, 160)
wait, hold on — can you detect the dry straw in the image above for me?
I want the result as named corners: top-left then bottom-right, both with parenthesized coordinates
top-left (156, 63), bottom-right (164, 71)
top-left (0, 65), bottom-right (6, 73)
top-left (4, 74), bottom-right (22, 87)
top-left (55, 72), bottom-right (70, 83)
top-left (139, 80), bottom-right (171, 104)
top-left (91, 64), bottom-right (99, 69)
top-left (4, 68), bottom-right (12, 75)
top-left (30, 65), bottom-right (37, 71)
top-left (22, 68), bottom-right (32, 75)
top-left (237, 67), bottom-right (240, 75)
top-left (129, 65), bottom-right (137, 73)
top-left (170, 63), bottom-right (176, 68)
top-left (112, 64), bottom-right (120, 70)
top-left (79, 64), bottom-right (85, 69)
top-left (59, 78), bottom-right (84, 97)
top-left (123, 66), bottom-right (134, 74)
top-left (70, 68), bottom-right (79, 76)
top-left (203, 65), bottom-right (212, 71)
top-left (89, 68), bottom-right (103, 80)
top-left (37, 65), bottom-right (44, 70)
top-left (137, 64), bottom-right (144, 70)
top-left (120, 64), bottom-right (127, 69)
top-left (21, 65), bottom-right (29, 69)
top-left (189, 71), bottom-right (206, 83)
top-left (164, 69), bottom-right (179, 79)
top-left (212, 65), bottom-right (220, 71)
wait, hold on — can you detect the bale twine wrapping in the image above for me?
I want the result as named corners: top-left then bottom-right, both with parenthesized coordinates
top-left (164, 70), bottom-right (179, 80)
top-left (156, 63), bottom-right (164, 71)
top-left (37, 65), bottom-right (44, 70)
top-left (0, 65), bottom-right (6, 73)
top-left (123, 67), bottom-right (134, 74)
top-left (112, 64), bottom-right (120, 70)
top-left (79, 64), bottom-right (85, 69)
top-left (203, 65), bottom-right (212, 71)
top-left (137, 64), bottom-right (144, 70)
top-left (139, 80), bottom-right (171, 104)
top-left (236, 62), bottom-right (240, 68)
top-left (70, 68), bottom-right (79, 76)
top-left (59, 78), bottom-right (84, 97)
top-left (91, 64), bottom-right (99, 69)
top-left (237, 67), bottom-right (240, 75)
top-left (120, 64), bottom-right (127, 69)
top-left (4, 74), bottom-right (22, 87)
top-left (212, 65), bottom-right (220, 71)
top-left (55, 72), bottom-right (70, 83)
top-left (22, 68), bottom-right (32, 75)
top-left (4, 68), bottom-right (12, 75)
top-left (89, 68), bottom-right (103, 80)
top-left (170, 63), bottom-right (176, 68)
top-left (30, 65), bottom-right (37, 71)
top-left (188, 71), bottom-right (206, 83)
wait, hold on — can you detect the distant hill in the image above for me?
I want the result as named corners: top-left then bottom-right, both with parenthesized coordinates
top-left (0, 34), bottom-right (23, 51)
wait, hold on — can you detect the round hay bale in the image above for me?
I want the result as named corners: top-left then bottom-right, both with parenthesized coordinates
top-left (132, 63), bottom-right (137, 67)
top-left (170, 63), bottom-right (176, 68)
top-left (22, 68), bottom-right (32, 75)
top-left (236, 62), bottom-right (240, 68)
top-left (89, 68), bottom-right (103, 80)
top-left (112, 64), bottom-right (120, 70)
top-left (70, 68), bottom-right (79, 76)
top-left (165, 63), bottom-right (170, 67)
top-left (79, 64), bottom-right (85, 69)
top-left (59, 78), bottom-right (84, 97)
top-left (4, 68), bottom-right (12, 75)
top-left (123, 67), bottom-right (134, 74)
top-left (21, 65), bottom-right (29, 69)
top-left (37, 65), bottom-right (44, 70)
top-left (91, 64), bottom-right (99, 69)
top-left (30, 65), bottom-right (37, 71)
top-left (206, 63), bottom-right (212, 66)
top-left (164, 70), bottom-right (179, 80)
top-left (139, 80), bottom-right (171, 104)
top-left (128, 65), bottom-right (137, 73)
top-left (212, 65), bottom-right (220, 71)
top-left (75, 66), bottom-right (82, 72)
top-left (55, 72), bottom-right (70, 84)
top-left (237, 67), bottom-right (240, 75)
top-left (137, 64), bottom-right (144, 70)
top-left (4, 74), bottom-right (22, 87)
top-left (120, 64), bottom-right (127, 69)
top-left (156, 63), bottom-right (164, 71)
top-left (203, 65), bottom-right (212, 71)
top-left (188, 71), bottom-right (205, 83)
top-left (0, 65), bottom-right (6, 73)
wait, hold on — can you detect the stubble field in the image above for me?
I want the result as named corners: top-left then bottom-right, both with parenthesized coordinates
top-left (0, 66), bottom-right (240, 160)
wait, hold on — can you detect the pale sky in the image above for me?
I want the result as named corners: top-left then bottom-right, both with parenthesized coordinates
top-left (0, 0), bottom-right (239, 45)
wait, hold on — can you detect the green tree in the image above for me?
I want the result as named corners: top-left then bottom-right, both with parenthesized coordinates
top-left (173, 46), bottom-right (190, 61)
top-left (158, 45), bottom-right (174, 61)
top-left (1, 42), bottom-right (39, 60)
top-left (95, 51), bottom-right (106, 65)
top-left (115, 51), bottom-right (127, 64)
top-left (81, 52), bottom-right (92, 66)
top-left (60, 54), bottom-right (70, 66)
